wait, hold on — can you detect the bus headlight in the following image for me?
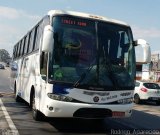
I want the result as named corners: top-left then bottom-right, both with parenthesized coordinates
top-left (47, 93), bottom-right (73, 102)
top-left (117, 98), bottom-right (133, 104)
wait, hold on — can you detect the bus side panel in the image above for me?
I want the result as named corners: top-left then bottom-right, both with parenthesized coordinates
top-left (14, 59), bottom-right (23, 96)
top-left (22, 53), bottom-right (40, 106)
top-left (33, 53), bottom-right (41, 111)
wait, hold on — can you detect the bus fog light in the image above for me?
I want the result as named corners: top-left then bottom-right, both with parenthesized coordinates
top-left (47, 93), bottom-right (73, 102)
top-left (117, 98), bottom-right (133, 104)
top-left (49, 106), bottom-right (53, 111)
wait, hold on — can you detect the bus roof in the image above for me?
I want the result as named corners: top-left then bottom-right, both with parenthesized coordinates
top-left (48, 10), bottom-right (129, 26)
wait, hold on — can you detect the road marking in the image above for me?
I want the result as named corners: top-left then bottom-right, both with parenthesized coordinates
top-left (0, 99), bottom-right (19, 135)
top-left (0, 92), bottom-right (14, 96)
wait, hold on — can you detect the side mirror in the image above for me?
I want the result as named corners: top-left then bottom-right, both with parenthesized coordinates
top-left (135, 39), bottom-right (151, 64)
top-left (42, 25), bottom-right (54, 52)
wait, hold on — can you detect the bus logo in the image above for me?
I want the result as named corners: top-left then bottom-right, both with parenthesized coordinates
top-left (93, 96), bottom-right (99, 102)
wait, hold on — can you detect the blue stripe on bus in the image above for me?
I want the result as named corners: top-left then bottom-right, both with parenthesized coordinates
top-left (53, 84), bottom-right (70, 95)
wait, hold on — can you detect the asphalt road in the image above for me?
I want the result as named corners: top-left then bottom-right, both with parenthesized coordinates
top-left (0, 68), bottom-right (160, 135)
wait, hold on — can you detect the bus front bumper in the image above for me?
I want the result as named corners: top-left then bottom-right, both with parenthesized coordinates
top-left (42, 99), bottom-right (133, 118)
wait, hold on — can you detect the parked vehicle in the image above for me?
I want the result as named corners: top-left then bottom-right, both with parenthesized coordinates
top-left (134, 80), bottom-right (160, 105)
top-left (6, 62), bottom-right (10, 67)
top-left (0, 64), bottom-right (5, 69)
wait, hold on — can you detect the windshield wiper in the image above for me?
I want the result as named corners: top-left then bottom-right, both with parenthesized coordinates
top-left (73, 72), bottom-right (86, 87)
top-left (73, 63), bottom-right (95, 87)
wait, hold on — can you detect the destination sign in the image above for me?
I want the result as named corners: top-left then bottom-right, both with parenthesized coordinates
top-left (61, 18), bottom-right (87, 27)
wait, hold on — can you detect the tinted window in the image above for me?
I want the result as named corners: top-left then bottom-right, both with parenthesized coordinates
top-left (33, 26), bottom-right (38, 51)
top-left (26, 33), bottom-right (31, 53)
top-left (35, 16), bottom-right (49, 50)
top-left (17, 42), bottom-right (21, 57)
top-left (22, 37), bottom-right (26, 55)
top-left (14, 44), bottom-right (18, 58)
top-left (34, 25), bottom-right (40, 50)
top-left (28, 29), bottom-right (35, 53)
top-left (35, 24), bottom-right (41, 50)
top-left (24, 34), bottom-right (29, 54)
top-left (143, 83), bottom-right (160, 89)
top-left (20, 39), bottom-right (25, 56)
top-left (13, 45), bottom-right (16, 58)
top-left (49, 16), bottom-right (135, 89)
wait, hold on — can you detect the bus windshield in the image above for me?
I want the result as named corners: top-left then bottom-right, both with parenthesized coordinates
top-left (48, 16), bottom-right (135, 90)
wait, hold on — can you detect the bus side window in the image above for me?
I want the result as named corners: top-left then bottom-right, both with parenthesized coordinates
top-left (19, 40), bottom-right (22, 56)
top-left (13, 45), bottom-right (17, 59)
top-left (35, 16), bottom-right (49, 51)
top-left (32, 26), bottom-right (38, 51)
top-left (14, 44), bottom-right (17, 58)
top-left (28, 29), bottom-right (35, 53)
top-left (27, 32), bottom-right (31, 54)
top-left (20, 39), bottom-right (25, 56)
top-left (17, 42), bottom-right (21, 57)
top-left (22, 36), bottom-right (26, 55)
top-left (24, 34), bottom-right (29, 54)
top-left (35, 24), bottom-right (41, 50)
top-left (16, 44), bottom-right (19, 58)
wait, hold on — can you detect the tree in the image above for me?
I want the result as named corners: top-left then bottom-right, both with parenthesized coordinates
top-left (0, 49), bottom-right (11, 63)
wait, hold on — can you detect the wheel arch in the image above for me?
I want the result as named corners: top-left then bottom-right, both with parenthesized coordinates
top-left (29, 85), bottom-right (40, 110)
top-left (14, 81), bottom-right (17, 94)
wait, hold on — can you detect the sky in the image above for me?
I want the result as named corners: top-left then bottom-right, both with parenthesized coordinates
top-left (0, 0), bottom-right (160, 56)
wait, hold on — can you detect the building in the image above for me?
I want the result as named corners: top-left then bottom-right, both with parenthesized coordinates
top-left (136, 53), bottom-right (160, 82)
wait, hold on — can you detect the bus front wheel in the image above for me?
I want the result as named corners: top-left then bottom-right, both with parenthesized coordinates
top-left (31, 92), bottom-right (43, 121)
top-left (14, 83), bottom-right (22, 102)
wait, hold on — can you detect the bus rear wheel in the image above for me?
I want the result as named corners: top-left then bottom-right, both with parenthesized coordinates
top-left (31, 92), bottom-right (43, 121)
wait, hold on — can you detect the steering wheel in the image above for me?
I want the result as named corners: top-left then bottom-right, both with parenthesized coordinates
top-left (65, 40), bottom-right (81, 49)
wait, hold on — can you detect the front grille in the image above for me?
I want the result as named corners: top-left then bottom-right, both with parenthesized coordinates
top-left (73, 108), bottom-right (112, 118)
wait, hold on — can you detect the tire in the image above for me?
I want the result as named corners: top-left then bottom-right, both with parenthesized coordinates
top-left (156, 100), bottom-right (160, 105)
top-left (15, 95), bottom-right (22, 102)
top-left (134, 94), bottom-right (141, 104)
top-left (31, 92), bottom-right (43, 121)
top-left (14, 83), bottom-right (22, 102)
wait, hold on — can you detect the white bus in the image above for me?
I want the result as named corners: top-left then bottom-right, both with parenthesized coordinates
top-left (10, 10), bottom-right (151, 121)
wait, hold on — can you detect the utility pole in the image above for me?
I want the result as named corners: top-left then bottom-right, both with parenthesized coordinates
top-left (154, 53), bottom-right (159, 82)
top-left (157, 53), bottom-right (159, 82)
